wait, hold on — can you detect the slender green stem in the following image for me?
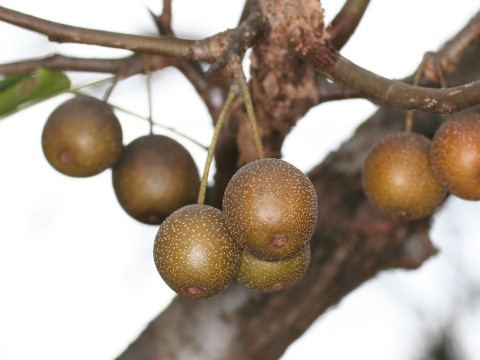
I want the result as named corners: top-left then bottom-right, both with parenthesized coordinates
top-left (237, 68), bottom-right (264, 158)
top-left (102, 54), bottom-right (136, 102)
top-left (74, 66), bottom-right (205, 150)
top-left (434, 57), bottom-right (448, 89)
top-left (108, 103), bottom-right (208, 150)
top-left (404, 111), bottom-right (414, 133)
top-left (72, 77), bottom-right (208, 149)
top-left (68, 76), bottom-right (115, 93)
top-left (142, 54), bottom-right (154, 134)
top-left (102, 78), bottom-right (118, 102)
top-left (197, 84), bottom-right (239, 205)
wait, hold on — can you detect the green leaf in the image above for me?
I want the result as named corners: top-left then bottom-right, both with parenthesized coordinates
top-left (0, 73), bottom-right (30, 92)
top-left (0, 68), bottom-right (71, 117)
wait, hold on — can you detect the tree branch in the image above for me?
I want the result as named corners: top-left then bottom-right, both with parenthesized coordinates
top-left (146, 3), bottom-right (227, 119)
top-left (317, 52), bottom-right (480, 114)
top-left (327, 0), bottom-right (371, 50)
top-left (317, 9), bottom-right (480, 108)
top-left (206, 5), bottom-right (266, 74)
top-left (436, 11), bottom-right (480, 76)
top-left (3, 4), bottom-right (479, 117)
top-left (0, 53), bottom-right (164, 75)
top-left (0, 6), bottom-right (231, 62)
top-left (149, 0), bottom-right (173, 36)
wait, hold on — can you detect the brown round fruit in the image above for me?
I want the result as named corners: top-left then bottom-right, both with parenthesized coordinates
top-left (222, 158), bottom-right (318, 261)
top-left (153, 204), bottom-right (241, 299)
top-left (112, 134), bottom-right (200, 225)
top-left (237, 245), bottom-right (310, 293)
top-left (430, 113), bottom-right (480, 200)
top-left (42, 95), bottom-right (123, 177)
top-left (362, 131), bottom-right (446, 220)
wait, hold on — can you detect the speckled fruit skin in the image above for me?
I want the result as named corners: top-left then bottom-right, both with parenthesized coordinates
top-left (112, 134), bottom-right (200, 225)
top-left (222, 158), bottom-right (318, 261)
top-left (362, 132), bottom-right (446, 220)
top-left (237, 245), bottom-right (310, 293)
top-left (430, 114), bottom-right (480, 200)
top-left (42, 95), bottom-right (123, 177)
top-left (153, 204), bottom-right (241, 299)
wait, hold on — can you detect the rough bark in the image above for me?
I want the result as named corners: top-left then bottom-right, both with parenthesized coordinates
top-left (115, 6), bottom-right (480, 360)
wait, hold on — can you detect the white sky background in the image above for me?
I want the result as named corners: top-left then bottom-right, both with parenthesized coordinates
top-left (0, 1), bottom-right (480, 359)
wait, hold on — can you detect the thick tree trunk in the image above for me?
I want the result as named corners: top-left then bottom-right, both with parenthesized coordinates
top-left (115, 109), bottom-right (436, 360)
top-left (116, 13), bottom-right (480, 360)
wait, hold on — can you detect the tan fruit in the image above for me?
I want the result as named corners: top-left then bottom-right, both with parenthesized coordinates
top-left (222, 158), bottom-right (318, 261)
top-left (42, 95), bottom-right (123, 177)
top-left (153, 204), bottom-right (241, 299)
top-left (362, 132), bottom-right (446, 220)
top-left (430, 113), bottom-right (480, 200)
top-left (237, 245), bottom-right (311, 293)
top-left (112, 134), bottom-right (200, 225)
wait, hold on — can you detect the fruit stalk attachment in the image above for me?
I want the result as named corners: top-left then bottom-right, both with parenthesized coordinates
top-left (405, 54), bottom-right (430, 132)
top-left (197, 84), bottom-right (239, 205)
top-left (405, 53), bottom-right (447, 132)
top-left (102, 58), bottom-right (130, 103)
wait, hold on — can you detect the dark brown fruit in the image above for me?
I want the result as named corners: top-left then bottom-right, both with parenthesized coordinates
top-left (430, 114), bottom-right (480, 200)
top-left (42, 95), bottom-right (123, 177)
top-left (112, 134), bottom-right (200, 225)
top-left (222, 158), bottom-right (318, 261)
top-left (153, 204), bottom-right (241, 299)
top-left (362, 132), bottom-right (446, 220)
top-left (237, 245), bottom-right (310, 293)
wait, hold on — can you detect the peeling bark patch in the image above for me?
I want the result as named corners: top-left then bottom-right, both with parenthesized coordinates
top-left (303, 39), bottom-right (339, 69)
top-left (448, 89), bottom-right (462, 96)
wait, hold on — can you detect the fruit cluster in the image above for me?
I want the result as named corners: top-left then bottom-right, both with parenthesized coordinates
top-left (42, 95), bottom-right (480, 300)
top-left (41, 94), bottom-right (319, 300)
top-left (41, 95), bottom-right (200, 225)
top-left (362, 113), bottom-right (480, 220)
top-left (153, 158), bottom-right (318, 299)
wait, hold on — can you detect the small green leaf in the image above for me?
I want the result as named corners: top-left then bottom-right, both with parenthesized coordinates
top-left (0, 73), bottom-right (31, 92)
top-left (0, 68), bottom-right (71, 117)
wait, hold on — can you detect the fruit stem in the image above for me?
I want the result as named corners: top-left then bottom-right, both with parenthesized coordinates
top-left (103, 61), bottom-right (130, 102)
top-left (197, 84), bottom-right (239, 205)
top-left (108, 103), bottom-right (208, 150)
top-left (69, 76), bottom-right (115, 93)
top-left (405, 111), bottom-right (414, 133)
top-left (237, 68), bottom-right (264, 158)
top-left (102, 76), bottom-right (119, 103)
top-left (405, 53), bottom-right (430, 132)
top-left (142, 53), bottom-right (154, 135)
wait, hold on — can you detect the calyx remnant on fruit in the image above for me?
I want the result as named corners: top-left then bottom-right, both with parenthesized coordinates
top-left (222, 158), bottom-right (318, 261)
